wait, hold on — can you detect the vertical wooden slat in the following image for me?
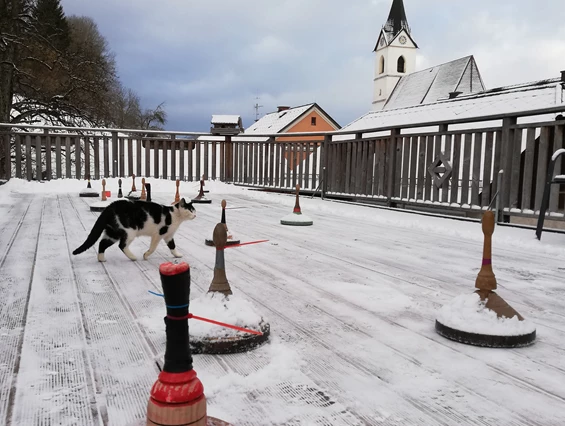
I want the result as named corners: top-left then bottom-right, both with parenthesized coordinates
top-left (378, 140), bottom-right (386, 196)
top-left (392, 133), bottom-right (403, 198)
top-left (219, 140), bottom-right (225, 182)
top-left (203, 141), bottom-right (209, 180)
top-left (84, 137), bottom-right (90, 180)
top-left (74, 137), bottom-right (81, 180)
top-left (481, 132), bottom-right (494, 207)
top-left (432, 134), bottom-right (441, 202)
top-left (298, 143), bottom-right (304, 189)
top-left (170, 136), bottom-right (176, 181)
top-left (366, 140), bottom-right (375, 195)
top-left (371, 140), bottom-right (379, 196)
top-left (349, 141), bottom-right (357, 193)
top-left (128, 138), bottom-right (133, 177)
top-left (179, 140), bottom-right (185, 181)
top-left (56, 136), bottom-right (62, 179)
top-left (344, 142), bottom-right (352, 193)
top-left (407, 137), bottom-right (417, 199)
top-left (268, 139), bottom-right (275, 186)
top-left (450, 134), bottom-right (461, 204)
top-left (153, 140), bottom-right (159, 178)
top-left (400, 137), bottom-right (410, 199)
top-left (549, 124), bottom-right (564, 212)
top-left (112, 132), bottom-right (118, 177)
top-left (45, 133), bottom-right (52, 180)
top-left (144, 140), bottom-right (150, 178)
top-left (196, 141), bottom-right (201, 181)
top-left (2, 132), bottom-right (10, 179)
top-left (471, 132), bottom-right (483, 206)
top-left (534, 127), bottom-right (550, 211)
top-left (15, 135), bottom-right (22, 178)
top-left (286, 143), bottom-right (292, 188)
top-left (292, 144), bottom-right (298, 188)
top-left (441, 133), bottom-right (452, 203)
top-left (187, 141), bottom-right (193, 181)
top-left (424, 136), bottom-right (433, 200)
top-left (162, 139), bottom-right (168, 180)
top-left (259, 142), bottom-right (265, 186)
top-left (232, 142), bottom-right (238, 183)
top-left (212, 140), bottom-right (217, 180)
top-left (274, 142), bottom-right (280, 187)
top-left (93, 137), bottom-right (100, 180)
top-left (521, 128), bottom-right (536, 211)
top-left (508, 127), bottom-right (523, 209)
top-left (136, 138), bottom-right (142, 177)
top-left (117, 137), bottom-right (124, 177)
top-left (34, 135), bottom-right (41, 180)
top-left (243, 142), bottom-right (249, 184)
top-left (252, 142), bottom-right (257, 184)
top-left (491, 131), bottom-right (502, 200)
top-left (304, 142), bottom-right (310, 189)
top-left (359, 141), bottom-right (367, 195)
top-left (65, 136), bottom-right (71, 179)
top-left (461, 133), bottom-right (472, 204)
top-left (416, 137), bottom-right (426, 200)
top-left (263, 142), bottom-right (269, 185)
top-left (312, 142), bottom-right (318, 190)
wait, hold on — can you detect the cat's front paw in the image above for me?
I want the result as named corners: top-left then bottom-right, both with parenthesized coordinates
top-left (143, 251), bottom-right (151, 260)
top-left (171, 249), bottom-right (183, 258)
top-left (97, 253), bottom-right (106, 262)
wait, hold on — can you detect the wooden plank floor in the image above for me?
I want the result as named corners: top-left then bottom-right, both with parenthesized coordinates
top-left (1, 190), bottom-right (565, 425)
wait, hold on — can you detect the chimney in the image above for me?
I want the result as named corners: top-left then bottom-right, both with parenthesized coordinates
top-left (277, 106), bottom-right (290, 112)
top-left (449, 91), bottom-right (462, 99)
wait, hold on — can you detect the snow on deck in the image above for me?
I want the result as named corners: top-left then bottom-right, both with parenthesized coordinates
top-left (1, 179), bottom-right (565, 425)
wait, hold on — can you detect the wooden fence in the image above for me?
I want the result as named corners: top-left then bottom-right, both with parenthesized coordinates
top-left (1, 106), bottom-right (565, 223)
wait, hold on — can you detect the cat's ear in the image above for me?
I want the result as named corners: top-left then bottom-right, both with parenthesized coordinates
top-left (180, 198), bottom-right (186, 207)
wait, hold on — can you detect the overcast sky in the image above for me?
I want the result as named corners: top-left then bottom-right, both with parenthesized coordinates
top-left (61, 0), bottom-right (565, 132)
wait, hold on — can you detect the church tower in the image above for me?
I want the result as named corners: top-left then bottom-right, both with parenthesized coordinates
top-left (372, 0), bottom-right (418, 111)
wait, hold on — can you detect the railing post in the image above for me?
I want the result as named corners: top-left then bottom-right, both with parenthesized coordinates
top-left (225, 135), bottom-right (233, 183)
top-left (386, 128), bottom-right (401, 203)
top-left (321, 135), bottom-right (331, 198)
top-left (499, 116), bottom-right (517, 216)
top-left (495, 169), bottom-right (503, 224)
top-left (1, 128), bottom-right (11, 181)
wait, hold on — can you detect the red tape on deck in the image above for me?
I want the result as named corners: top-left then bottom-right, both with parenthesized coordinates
top-left (167, 313), bottom-right (263, 335)
top-left (223, 239), bottom-right (269, 249)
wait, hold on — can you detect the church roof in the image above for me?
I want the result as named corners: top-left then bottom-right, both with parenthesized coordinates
top-left (383, 55), bottom-right (486, 110)
top-left (337, 77), bottom-right (564, 139)
top-left (383, 0), bottom-right (410, 37)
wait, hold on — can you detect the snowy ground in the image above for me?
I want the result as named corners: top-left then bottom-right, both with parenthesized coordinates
top-left (1, 178), bottom-right (565, 426)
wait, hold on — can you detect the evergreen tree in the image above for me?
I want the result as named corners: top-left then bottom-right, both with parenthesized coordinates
top-left (32, 0), bottom-right (70, 51)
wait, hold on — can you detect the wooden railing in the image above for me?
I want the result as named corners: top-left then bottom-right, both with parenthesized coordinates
top-left (1, 105), bottom-right (564, 223)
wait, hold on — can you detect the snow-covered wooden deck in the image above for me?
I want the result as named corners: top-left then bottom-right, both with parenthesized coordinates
top-left (1, 186), bottom-right (565, 426)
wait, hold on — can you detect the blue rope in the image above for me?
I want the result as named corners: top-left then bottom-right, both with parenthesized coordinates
top-left (147, 290), bottom-right (189, 309)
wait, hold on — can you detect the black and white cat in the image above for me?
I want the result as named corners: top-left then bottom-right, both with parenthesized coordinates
top-left (73, 198), bottom-right (196, 262)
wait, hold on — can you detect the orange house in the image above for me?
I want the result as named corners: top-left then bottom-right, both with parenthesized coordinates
top-left (243, 103), bottom-right (340, 168)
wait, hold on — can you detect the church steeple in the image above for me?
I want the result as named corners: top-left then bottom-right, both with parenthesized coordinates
top-left (372, 0), bottom-right (418, 111)
top-left (383, 0), bottom-right (411, 37)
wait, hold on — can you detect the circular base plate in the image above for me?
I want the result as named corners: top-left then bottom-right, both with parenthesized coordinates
top-left (435, 320), bottom-right (536, 348)
top-left (280, 219), bottom-right (313, 226)
top-left (79, 192), bottom-right (99, 198)
top-left (90, 201), bottom-right (112, 212)
top-left (205, 238), bottom-right (240, 247)
top-left (192, 198), bottom-right (212, 204)
top-left (207, 417), bottom-right (233, 426)
top-left (126, 194), bottom-right (140, 200)
top-left (190, 321), bottom-right (270, 354)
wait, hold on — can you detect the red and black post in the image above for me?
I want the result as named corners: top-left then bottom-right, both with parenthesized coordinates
top-left (146, 262), bottom-right (207, 426)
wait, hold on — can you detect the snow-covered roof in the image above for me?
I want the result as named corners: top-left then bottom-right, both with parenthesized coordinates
top-left (244, 104), bottom-right (315, 135)
top-left (383, 55), bottom-right (485, 110)
top-left (211, 115), bottom-right (241, 125)
top-left (336, 78), bottom-right (565, 140)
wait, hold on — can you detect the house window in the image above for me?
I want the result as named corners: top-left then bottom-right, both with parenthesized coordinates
top-left (379, 56), bottom-right (385, 74)
top-left (311, 117), bottom-right (316, 126)
top-left (397, 56), bottom-right (405, 73)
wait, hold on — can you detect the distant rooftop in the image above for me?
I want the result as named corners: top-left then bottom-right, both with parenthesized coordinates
top-left (244, 104), bottom-right (315, 135)
top-left (339, 77), bottom-right (565, 138)
top-left (383, 55), bottom-right (485, 110)
top-left (211, 115), bottom-right (242, 125)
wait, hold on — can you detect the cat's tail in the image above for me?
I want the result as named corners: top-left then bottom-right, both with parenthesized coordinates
top-left (72, 208), bottom-right (110, 255)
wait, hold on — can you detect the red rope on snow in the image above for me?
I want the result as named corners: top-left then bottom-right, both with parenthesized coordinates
top-left (166, 313), bottom-right (263, 335)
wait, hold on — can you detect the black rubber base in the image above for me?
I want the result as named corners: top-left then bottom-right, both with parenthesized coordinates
top-left (191, 198), bottom-right (212, 204)
top-left (205, 238), bottom-right (240, 247)
top-left (190, 321), bottom-right (270, 354)
top-left (435, 320), bottom-right (536, 348)
top-left (79, 192), bottom-right (99, 198)
top-left (280, 219), bottom-right (313, 226)
top-left (89, 205), bottom-right (107, 212)
top-left (125, 195), bottom-right (140, 201)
